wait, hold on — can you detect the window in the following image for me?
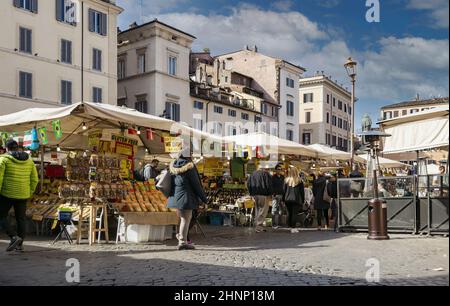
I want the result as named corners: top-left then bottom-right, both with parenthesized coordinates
top-left (193, 118), bottom-right (203, 131)
top-left (306, 112), bottom-right (311, 123)
top-left (255, 116), bottom-right (262, 123)
top-left (384, 111), bottom-right (393, 120)
top-left (92, 87), bottom-right (102, 103)
top-left (61, 39), bottom-right (72, 64)
top-left (118, 59), bottom-right (126, 79)
top-left (61, 80), bottom-right (72, 105)
top-left (343, 120), bottom-right (348, 130)
top-left (224, 76), bottom-right (228, 83)
top-left (212, 122), bottom-right (223, 135)
top-left (333, 98), bottom-right (336, 107)
top-left (19, 27), bottom-right (32, 54)
top-left (410, 109), bottom-right (419, 114)
top-left (92, 48), bottom-right (102, 71)
top-left (326, 133), bottom-right (331, 145)
top-left (272, 107), bottom-right (278, 117)
top-left (14, 0), bottom-right (38, 13)
top-left (56, 0), bottom-right (76, 25)
top-left (214, 106), bottom-right (223, 114)
top-left (421, 108), bottom-right (429, 111)
top-left (241, 113), bottom-right (249, 120)
top-left (227, 126), bottom-right (237, 136)
top-left (348, 106), bottom-right (352, 115)
top-left (228, 109), bottom-right (237, 117)
top-left (332, 135), bottom-right (337, 146)
top-left (402, 109), bottom-right (407, 116)
top-left (344, 104), bottom-right (347, 113)
top-left (303, 93), bottom-right (313, 103)
top-left (326, 112), bottom-right (330, 124)
top-left (338, 118), bottom-right (343, 129)
top-left (286, 130), bottom-right (294, 141)
top-left (138, 54), bottom-right (146, 74)
top-left (168, 56), bottom-right (177, 76)
top-left (286, 100), bottom-right (294, 117)
top-left (393, 111), bottom-right (399, 118)
top-left (19, 71), bottom-right (32, 99)
top-left (165, 102), bottom-right (180, 122)
top-left (193, 101), bottom-right (204, 110)
top-left (338, 137), bottom-right (343, 148)
top-left (88, 9), bottom-right (107, 36)
top-left (332, 115), bottom-right (337, 126)
top-left (327, 94), bottom-right (330, 104)
top-left (262, 103), bottom-right (268, 115)
top-left (135, 101), bottom-right (148, 113)
top-left (338, 100), bottom-right (343, 110)
top-left (302, 133), bottom-right (311, 145)
top-left (343, 139), bottom-right (348, 151)
top-left (286, 78), bottom-right (295, 88)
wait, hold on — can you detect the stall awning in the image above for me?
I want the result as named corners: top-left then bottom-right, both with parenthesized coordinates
top-left (224, 132), bottom-right (318, 157)
top-left (357, 154), bottom-right (408, 169)
top-left (307, 144), bottom-right (365, 162)
top-left (380, 107), bottom-right (449, 154)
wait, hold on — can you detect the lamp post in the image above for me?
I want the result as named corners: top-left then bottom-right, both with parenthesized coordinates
top-left (344, 57), bottom-right (357, 170)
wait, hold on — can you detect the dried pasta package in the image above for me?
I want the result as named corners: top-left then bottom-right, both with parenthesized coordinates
top-left (89, 182), bottom-right (98, 199)
top-left (90, 154), bottom-right (99, 167)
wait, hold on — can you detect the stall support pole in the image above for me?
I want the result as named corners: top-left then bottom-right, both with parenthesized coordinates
top-left (40, 145), bottom-right (45, 192)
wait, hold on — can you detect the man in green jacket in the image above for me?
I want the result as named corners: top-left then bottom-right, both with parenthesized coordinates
top-left (0, 139), bottom-right (38, 252)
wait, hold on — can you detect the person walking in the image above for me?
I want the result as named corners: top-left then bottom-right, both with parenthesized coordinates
top-left (0, 140), bottom-right (39, 252)
top-left (327, 172), bottom-right (339, 232)
top-left (143, 159), bottom-right (160, 181)
top-left (271, 164), bottom-right (285, 228)
top-left (312, 173), bottom-right (331, 230)
top-left (283, 167), bottom-right (305, 230)
top-left (167, 151), bottom-right (207, 250)
top-left (247, 164), bottom-right (273, 233)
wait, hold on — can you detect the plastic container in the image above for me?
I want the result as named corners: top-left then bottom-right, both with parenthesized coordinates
top-left (148, 225), bottom-right (172, 242)
top-left (126, 224), bottom-right (150, 243)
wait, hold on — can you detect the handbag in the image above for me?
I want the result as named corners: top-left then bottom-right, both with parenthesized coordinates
top-left (323, 181), bottom-right (332, 204)
top-left (156, 169), bottom-right (172, 198)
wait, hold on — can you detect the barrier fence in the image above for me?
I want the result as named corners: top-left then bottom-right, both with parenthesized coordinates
top-left (337, 175), bottom-right (449, 235)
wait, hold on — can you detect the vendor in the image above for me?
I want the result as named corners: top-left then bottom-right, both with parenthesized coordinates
top-left (144, 159), bottom-right (160, 181)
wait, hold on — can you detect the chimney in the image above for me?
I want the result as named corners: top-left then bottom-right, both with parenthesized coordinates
top-left (244, 45), bottom-right (249, 51)
top-left (416, 93), bottom-right (420, 101)
top-left (129, 22), bottom-right (138, 29)
top-left (254, 45), bottom-right (258, 52)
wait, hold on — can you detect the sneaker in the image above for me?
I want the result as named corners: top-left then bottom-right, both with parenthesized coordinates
top-left (6, 236), bottom-right (23, 252)
top-left (178, 244), bottom-right (196, 250)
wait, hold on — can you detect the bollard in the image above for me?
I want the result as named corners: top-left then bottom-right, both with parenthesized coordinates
top-left (368, 199), bottom-right (389, 240)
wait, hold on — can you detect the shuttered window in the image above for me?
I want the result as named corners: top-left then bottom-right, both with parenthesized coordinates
top-left (88, 9), bottom-right (107, 36)
top-left (19, 27), bottom-right (32, 54)
top-left (56, 0), bottom-right (77, 25)
top-left (19, 71), bottom-right (32, 99)
top-left (14, 0), bottom-right (38, 13)
top-left (92, 48), bottom-right (102, 71)
top-left (93, 87), bottom-right (102, 103)
top-left (165, 102), bottom-right (180, 122)
top-left (135, 101), bottom-right (148, 114)
top-left (61, 39), bottom-right (72, 64)
top-left (61, 80), bottom-right (72, 105)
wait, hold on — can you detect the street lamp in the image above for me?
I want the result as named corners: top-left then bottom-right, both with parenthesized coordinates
top-left (344, 57), bottom-right (357, 170)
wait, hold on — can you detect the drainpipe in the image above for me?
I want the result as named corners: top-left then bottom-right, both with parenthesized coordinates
top-left (81, 1), bottom-right (84, 101)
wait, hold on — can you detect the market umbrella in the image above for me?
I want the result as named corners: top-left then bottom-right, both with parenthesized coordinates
top-left (307, 144), bottom-right (365, 163)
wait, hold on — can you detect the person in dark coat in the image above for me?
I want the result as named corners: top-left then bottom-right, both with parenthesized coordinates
top-left (349, 165), bottom-right (365, 197)
top-left (167, 152), bottom-right (207, 250)
top-left (327, 172), bottom-right (339, 232)
top-left (143, 159), bottom-right (160, 181)
top-left (247, 164), bottom-right (273, 233)
top-left (271, 164), bottom-right (285, 227)
top-left (312, 173), bottom-right (331, 230)
top-left (283, 167), bottom-right (305, 229)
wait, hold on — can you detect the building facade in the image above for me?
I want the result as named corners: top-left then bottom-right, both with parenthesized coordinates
top-left (215, 47), bottom-right (305, 142)
top-left (0, 0), bottom-right (122, 115)
top-left (299, 74), bottom-right (353, 151)
top-left (380, 96), bottom-right (449, 120)
top-left (117, 20), bottom-right (195, 125)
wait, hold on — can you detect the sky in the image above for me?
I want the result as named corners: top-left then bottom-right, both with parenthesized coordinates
top-left (116, 0), bottom-right (449, 129)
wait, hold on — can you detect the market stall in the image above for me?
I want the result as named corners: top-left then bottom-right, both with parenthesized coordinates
top-left (0, 102), bottom-right (224, 244)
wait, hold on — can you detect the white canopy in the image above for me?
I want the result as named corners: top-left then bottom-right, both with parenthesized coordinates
top-left (0, 102), bottom-right (224, 150)
top-left (380, 107), bottom-right (449, 154)
top-left (224, 132), bottom-right (318, 157)
top-left (307, 144), bottom-right (365, 162)
top-left (357, 154), bottom-right (408, 169)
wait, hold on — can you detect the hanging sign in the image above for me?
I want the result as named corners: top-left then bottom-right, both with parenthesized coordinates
top-left (112, 134), bottom-right (138, 157)
top-left (88, 130), bottom-right (102, 151)
top-left (38, 127), bottom-right (48, 145)
top-left (164, 136), bottom-right (183, 153)
top-left (203, 158), bottom-right (224, 177)
top-left (120, 158), bottom-right (133, 179)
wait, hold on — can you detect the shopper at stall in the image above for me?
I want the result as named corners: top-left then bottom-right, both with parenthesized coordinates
top-left (144, 159), bottom-right (160, 181)
top-left (349, 165), bottom-right (365, 198)
top-left (247, 164), bottom-right (273, 233)
top-left (271, 164), bottom-right (285, 228)
top-left (312, 173), bottom-right (331, 230)
top-left (283, 167), bottom-right (305, 230)
top-left (168, 150), bottom-right (207, 250)
top-left (327, 172), bottom-right (339, 232)
top-left (0, 139), bottom-right (39, 252)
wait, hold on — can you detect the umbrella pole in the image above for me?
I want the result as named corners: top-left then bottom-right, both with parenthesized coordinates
top-left (40, 145), bottom-right (45, 193)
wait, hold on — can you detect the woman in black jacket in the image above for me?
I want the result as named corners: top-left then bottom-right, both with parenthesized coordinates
top-left (283, 167), bottom-right (305, 228)
top-left (312, 173), bottom-right (331, 230)
top-left (167, 152), bottom-right (207, 250)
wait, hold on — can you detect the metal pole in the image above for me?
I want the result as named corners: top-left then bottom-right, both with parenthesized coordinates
top-left (350, 78), bottom-right (356, 170)
top-left (40, 145), bottom-right (45, 193)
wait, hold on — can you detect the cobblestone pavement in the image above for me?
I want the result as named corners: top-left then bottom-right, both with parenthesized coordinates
top-left (0, 227), bottom-right (448, 286)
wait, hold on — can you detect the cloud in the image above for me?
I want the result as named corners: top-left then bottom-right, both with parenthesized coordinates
top-left (408, 0), bottom-right (449, 29)
top-left (271, 0), bottom-right (294, 12)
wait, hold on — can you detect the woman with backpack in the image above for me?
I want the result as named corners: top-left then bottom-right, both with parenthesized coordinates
top-left (283, 167), bottom-right (305, 229)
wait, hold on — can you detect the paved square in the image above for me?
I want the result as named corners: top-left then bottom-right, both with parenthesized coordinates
top-left (0, 227), bottom-right (448, 286)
